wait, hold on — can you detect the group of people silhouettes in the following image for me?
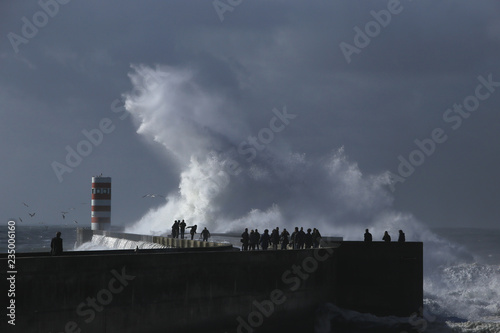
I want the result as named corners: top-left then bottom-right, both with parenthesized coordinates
top-left (364, 229), bottom-right (406, 242)
top-left (171, 220), bottom-right (211, 241)
top-left (240, 227), bottom-right (322, 251)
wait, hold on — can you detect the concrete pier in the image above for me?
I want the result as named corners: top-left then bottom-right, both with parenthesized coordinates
top-left (1, 240), bottom-right (422, 333)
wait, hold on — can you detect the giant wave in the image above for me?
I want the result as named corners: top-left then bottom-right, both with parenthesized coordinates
top-left (119, 65), bottom-right (500, 332)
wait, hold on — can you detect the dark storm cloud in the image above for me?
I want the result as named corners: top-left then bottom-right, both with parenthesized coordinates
top-left (1, 0), bottom-right (499, 229)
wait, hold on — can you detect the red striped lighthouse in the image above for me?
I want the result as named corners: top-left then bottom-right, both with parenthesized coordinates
top-left (91, 176), bottom-right (111, 231)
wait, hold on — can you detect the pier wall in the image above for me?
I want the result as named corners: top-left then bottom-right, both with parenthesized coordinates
top-left (76, 228), bottom-right (234, 249)
top-left (0, 242), bottom-right (422, 333)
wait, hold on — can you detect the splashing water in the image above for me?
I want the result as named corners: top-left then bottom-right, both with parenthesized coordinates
top-left (122, 65), bottom-right (500, 328)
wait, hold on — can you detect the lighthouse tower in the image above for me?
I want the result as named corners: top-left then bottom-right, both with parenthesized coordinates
top-left (91, 176), bottom-right (111, 231)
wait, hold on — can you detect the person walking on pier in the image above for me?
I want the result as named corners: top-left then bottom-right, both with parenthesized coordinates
top-left (280, 228), bottom-right (290, 250)
top-left (50, 231), bottom-right (63, 256)
top-left (364, 229), bottom-right (372, 242)
top-left (179, 220), bottom-right (187, 239)
top-left (398, 230), bottom-right (406, 242)
top-left (383, 231), bottom-right (391, 242)
top-left (201, 227), bottom-right (211, 241)
top-left (259, 229), bottom-right (270, 250)
top-left (241, 228), bottom-right (249, 251)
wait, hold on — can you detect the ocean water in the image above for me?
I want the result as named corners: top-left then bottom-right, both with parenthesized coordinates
top-left (1, 224), bottom-right (500, 333)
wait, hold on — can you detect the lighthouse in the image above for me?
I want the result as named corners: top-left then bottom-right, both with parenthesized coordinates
top-left (91, 176), bottom-right (111, 231)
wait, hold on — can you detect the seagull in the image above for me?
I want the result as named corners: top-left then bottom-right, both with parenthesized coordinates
top-left (19, 217), bottom-right (23, 223)
top-left (22, 202), bottom-right (29, 207)
top-left (29, 213), bottom-right (35, 217)
top-left (142, 194), bottom-right (166, 198)
top-left (61, 212), bottom-right (68, 219)
top-left (74, 220), bottom-right (78, 224)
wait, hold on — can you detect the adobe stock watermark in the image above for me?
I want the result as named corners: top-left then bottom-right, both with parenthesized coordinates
top-left (339, 0), bottom-right (412, 64)
top-left (236, 247), bottom-right (334, 333)
top-left (51, 68), bottom-right (168, 183)
top-left (204, 105), bottom-right (297, 191)
top-left (50, 266), bottom-right (135, 333)
top-left (7, 0), bottom-right (72, 54)
top-left (213, 0), bottom-right (243, 22)
top-left (388, 73), bottom-right (500, 192)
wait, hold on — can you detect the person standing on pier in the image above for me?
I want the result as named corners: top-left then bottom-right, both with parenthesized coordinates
top-left (312, 228), bottom-right (322, 248)
top-left (50, 231), bottom-right (63, 256)
top-left (271, 227), bottom-right (280, 250)
top-left (364, 229), bottom-right (372, 242)
top-left (291, 227), bottom-right (299, 249)
top-left (249, 230), bottom-right (258, 250)
top-left (304, 228), bottom-right (313, 249)
top-left (259, 229), bottom-right (270, 250)
top-left (179, 220), bottom-right (187, 239)
top-left (254, 229), bottom-right (261, 250)
top-left (172, 220), bottom-right (179, 238)
top-left (297, 227), bottom-right (306, 249)
top-left (241, 228), bottom-right (250, 251)
top-left (201, 227), bottom-right (211, 241)
top-left (281, 228), bottom-right (290, 250)
top-left (398, 230), bottom-right (406, 242)
top-left (383, 231), bottom-right (391, 242)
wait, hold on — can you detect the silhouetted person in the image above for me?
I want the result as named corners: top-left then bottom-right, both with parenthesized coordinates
top-left (201, 227), bottom-right (210, 241)
top-left (297, 227), bottom-right (306, 249)
top-left (280, 228), bottom-right (290, 250)
top-left (259, 229), bottom-right (270, 250)
top-left (249, 229), bottom-right (258, 250)
top-left (364, 229), bottom-right (372, 242)
top-left (398, 230), bottom-right (406, 242)
top-left (304, 228), bottom-right (313, 249)
top-left (241, 228), bottom-right (249, 251)
top-left (254, 229), bottom-right (261, 250)
top-left (312, 228), bottom-right (322, 248)
top-left (51, 231), bottom-right (63, 256)
top-left (188, 225), bottom-right (198, 240)
top-left (291, 227), bottom-right (299, 249)
top-left (179, 220), bottom-right (187, 239)
top-left (271, 227), bottom-right (280, 250)
top-left (382, 231), bottom-right (391, 242)
top-left (172, 220), bottom-right (180, 238)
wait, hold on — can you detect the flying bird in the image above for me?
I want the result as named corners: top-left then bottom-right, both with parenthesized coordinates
top-left (74, 220), bottom-right (78, 224)
top-left (29, 213), bottom-right (35, 217)
top-left (22, 202), bottom-right (29, 207)
top-left (19, 217), bottom-right (22, 223)
top-left (142, 194), bottom-right (166, 198)
top-left (61, 212), bottom-right (68, 219)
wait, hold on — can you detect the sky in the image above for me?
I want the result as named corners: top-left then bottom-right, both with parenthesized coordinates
top-left (1, 0), bottom-right (500, 237)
